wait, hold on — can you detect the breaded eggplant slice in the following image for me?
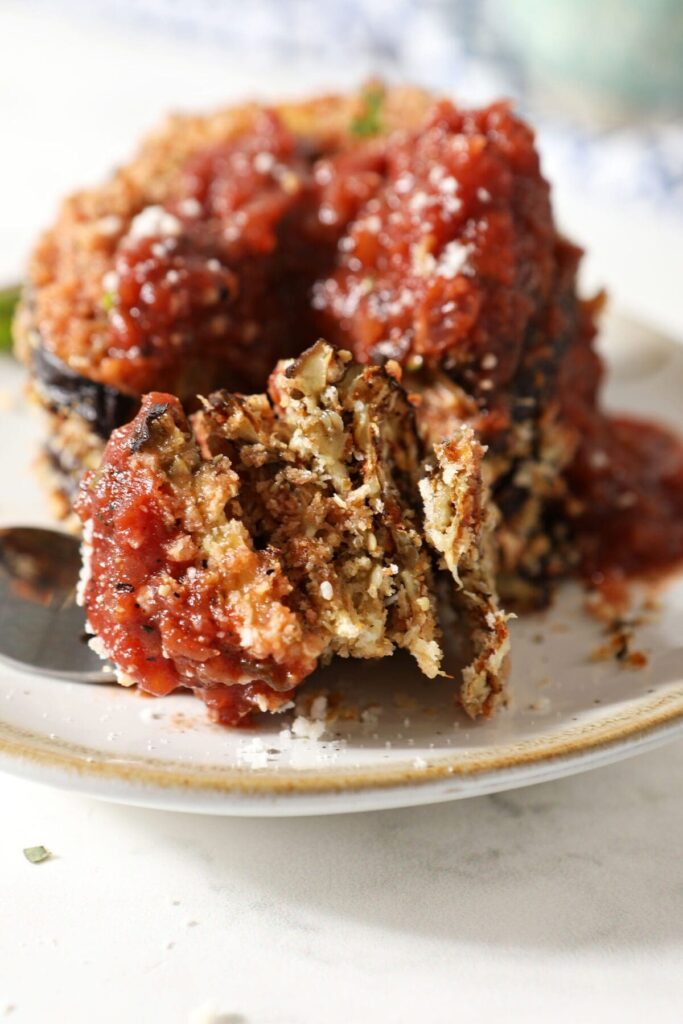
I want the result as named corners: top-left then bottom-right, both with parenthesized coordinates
top-left (194, 341), bottom-right (443, 677)
top-left (420, 428), bottom-right (510, 717)
top-left (75, 393), bottom-right (324, 725)
top-left (76, 343), bottom-right (446, 724)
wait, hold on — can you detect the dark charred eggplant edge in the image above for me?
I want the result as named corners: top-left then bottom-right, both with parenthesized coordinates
top-left (32, 337), bottom-right (137, 438)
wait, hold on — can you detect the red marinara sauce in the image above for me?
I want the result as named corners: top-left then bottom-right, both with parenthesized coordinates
top-left (315, 100), bottom-right (557, 391)
top-left (102, 110), bottom-right (384, 398)
top-left (558, 314), bottom-right (683, 582)
top-left (95, 101), bottom-right (683, 594)
top-left (567, 413), bottom-right (683, 583)
top-left (74, 393), bottom-right (317, 725)
top-left (101, 101), bottom-right (557, 401)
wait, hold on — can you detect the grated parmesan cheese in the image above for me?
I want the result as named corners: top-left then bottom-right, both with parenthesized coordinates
top-left (291, 715), bottom-right (326, 741)
top-left (436, 241), bottom-right (470, 279)
top-left (254, 151), bottom-right (275, 174)
top-left (177, 197), bottom-right (202, 218)
top-left (128, 205), bottom-right (183, 240)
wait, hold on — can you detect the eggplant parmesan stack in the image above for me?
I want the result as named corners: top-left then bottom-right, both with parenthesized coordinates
top-left (16, 83), bottom-right (683, 723)
top-left (15, 84), bottom-right (595, 606)
top-left (75, 342), bottom-right (508, 724)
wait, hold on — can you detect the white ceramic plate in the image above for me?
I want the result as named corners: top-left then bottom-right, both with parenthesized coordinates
top-left (1, 311), bottom-right (682, 816)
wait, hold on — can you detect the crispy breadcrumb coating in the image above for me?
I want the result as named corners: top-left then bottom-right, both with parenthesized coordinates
top-left (76, 342), bottom-right (508, 723)
top-left (16, 84), bottom-right (592, 609)
top-left (420, 430), bottom-right (510, 717)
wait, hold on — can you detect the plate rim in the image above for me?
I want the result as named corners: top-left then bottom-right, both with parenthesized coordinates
top-left (0, 683), bottom-right (681, 802)
top-left (2, 314), bottom-right (683, 813)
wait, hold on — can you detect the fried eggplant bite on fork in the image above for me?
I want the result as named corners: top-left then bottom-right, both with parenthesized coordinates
top-left (76, 342), bottom-right (508, 724)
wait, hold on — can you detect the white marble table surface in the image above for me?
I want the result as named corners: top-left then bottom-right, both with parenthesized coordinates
top-left (1, 6), bottom-right (682, 1021)
top-left (2, 744), bottom-right (683, 1024)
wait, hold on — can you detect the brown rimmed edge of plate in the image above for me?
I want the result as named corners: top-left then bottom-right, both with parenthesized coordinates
top-left (0, 686), bottom-right (682, 797)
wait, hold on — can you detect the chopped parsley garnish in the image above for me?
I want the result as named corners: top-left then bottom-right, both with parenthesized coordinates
top-left (23, 845), bottom-right (51, 864)
top-left (101, 290), bottom-right (116, 312)
top-left (351, 86), bottom-right (384, 138)
top-left (0, 284), bottom-right (20, 352)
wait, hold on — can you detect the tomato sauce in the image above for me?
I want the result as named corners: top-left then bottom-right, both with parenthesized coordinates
top-left (555, 296), bottom-right (683, 581)
top-left (74, 393), bottom-right (310, 724)
top-left (567, 413), bottom-right (683, 582)
top-left (99, 100), bottom-right (683, 595)
top-left (316, 100), bottom-right (556, 391)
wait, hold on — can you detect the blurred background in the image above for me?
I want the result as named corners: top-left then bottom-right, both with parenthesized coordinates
top-left (2, 0), bottom-right (682, 334)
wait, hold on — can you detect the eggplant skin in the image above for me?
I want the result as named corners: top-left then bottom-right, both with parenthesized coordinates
top-left (32, 343), bottom-right (138, 440)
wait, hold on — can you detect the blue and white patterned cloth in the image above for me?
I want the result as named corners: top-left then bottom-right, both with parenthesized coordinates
top-left (26, 0), bottom-right (683, 220)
